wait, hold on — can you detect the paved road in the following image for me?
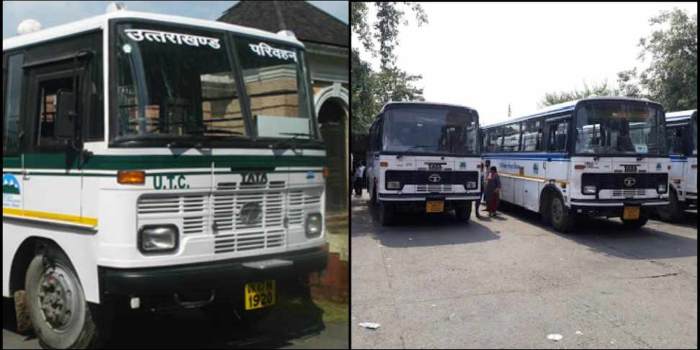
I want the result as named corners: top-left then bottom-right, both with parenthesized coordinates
top-left (3, 289), bottom-right (348, 349)
top-left (351, 194), bottom-right (697, 349)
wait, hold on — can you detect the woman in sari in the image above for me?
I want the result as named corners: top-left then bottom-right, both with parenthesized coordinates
top-left (484, 166), bottom-right (501, 217)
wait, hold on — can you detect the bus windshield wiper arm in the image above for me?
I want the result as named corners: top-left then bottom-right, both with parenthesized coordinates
top-left (271, 133), bottom-right (313, 150)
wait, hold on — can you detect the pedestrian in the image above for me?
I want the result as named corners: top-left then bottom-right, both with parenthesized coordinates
top-left (484, 166), bottom-right (501, 217)
top-left (475, 160), bottom-right (490, 218)
top-left (354, 161), bottom-right (366, 197)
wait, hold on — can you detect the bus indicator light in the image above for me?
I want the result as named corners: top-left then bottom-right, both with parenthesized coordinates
top-left (118, 170), bottom-right (145, 185)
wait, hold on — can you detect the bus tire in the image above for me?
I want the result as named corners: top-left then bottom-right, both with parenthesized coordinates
top-left (370, 182), bottom-right (378, 207)
top-left (621, 214), bottom-right (649, 229)
top-left (540, 191), bottom-right (552, 225)
top-left (656, 189), bottom-right (683, 222)
top-left (455, 201), bottom-right (472, 222)
top-left (25, 246), bottom-right (98, 349)
top-left (378, 201), bottom-right (394, 226)
top-left (550, 194), bottom-right (574, 233)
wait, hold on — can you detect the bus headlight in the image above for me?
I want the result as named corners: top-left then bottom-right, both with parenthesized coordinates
top-left (583, 185), bottom-right (596, 194)
top-left (466, 181), bottom-right (477, 189)
top-left (386, 181), bottom-right (401, 190)
top-left (657, 183), bottom-right (667, 193)
top-left (305, 213), bottom-right (323, 238)
top-left (138, 225), bottom-right (178, 254)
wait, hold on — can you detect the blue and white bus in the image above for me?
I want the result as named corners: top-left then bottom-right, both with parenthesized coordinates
top-left (657, 109), bottom-right (697, 220)
top-left (480, 97), bottom-right (670, 232)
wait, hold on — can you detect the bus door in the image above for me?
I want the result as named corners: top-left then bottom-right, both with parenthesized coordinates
top-left (543, 118), bottom-right (569, 182)
top-left (21, 58), bottom-right (88, 224)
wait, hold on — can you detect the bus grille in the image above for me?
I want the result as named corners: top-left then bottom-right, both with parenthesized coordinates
top-left (610, 189), bottom-right (647, 197)
top-left (136, 182), bottom-right (323, 255)
top-left (416, 184), bottom-right (453, 192)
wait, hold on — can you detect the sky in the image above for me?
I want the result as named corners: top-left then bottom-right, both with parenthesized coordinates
top-left (355, 2), bottom-right (697, 126)
top-left (3, 1), bottom-right (348, 39)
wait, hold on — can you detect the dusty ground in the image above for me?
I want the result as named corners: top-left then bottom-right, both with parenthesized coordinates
top-left (351, 193), bottom-right (697, 349)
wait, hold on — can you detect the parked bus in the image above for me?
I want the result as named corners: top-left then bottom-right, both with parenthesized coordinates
top-left (3, 9), bottom-right (328, 348)
top-left (366, 102), bottom-right (481, 225)
top-left (480, 97), bottom-right (670, 232)
top-left (657, 109), bottom-right (697, 220)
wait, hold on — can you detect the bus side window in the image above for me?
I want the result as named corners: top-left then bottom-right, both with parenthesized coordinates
top-left (4, 53), bottom-right (24, 156)
top-left (522, 119), bottom-right (543, 152)
top-left (667, 127), bottom-right (683, 155)
top-left (35, 76), bottom-right (79, 148)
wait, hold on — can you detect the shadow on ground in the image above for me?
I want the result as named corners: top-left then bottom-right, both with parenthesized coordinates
top-left (351, 196), bottom-right (499, 248)
top-left (496, 201), bottom-right (697, 261)
top-left (4, 284), bottom-right (349, 349)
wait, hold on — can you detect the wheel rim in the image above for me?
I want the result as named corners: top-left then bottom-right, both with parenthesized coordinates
top-left (551, 198), bottom-right (563, 224)
top-left (37, 264), bottom-right (82, 332)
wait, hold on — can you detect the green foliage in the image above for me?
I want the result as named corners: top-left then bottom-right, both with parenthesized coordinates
top-left (351, 2), bottom-right (428, 135)
top-left (540, 81), bottom-right (616, 107)
top-left (638, 8), bottom-right (697, 110)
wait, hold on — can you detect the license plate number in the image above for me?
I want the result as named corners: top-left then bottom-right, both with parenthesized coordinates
top-left (426, 200), bottom-right (444, 213)
top-left (623, 206), bottom-right (640, 220)
top-left (244, 280), bottom-right (276, 310)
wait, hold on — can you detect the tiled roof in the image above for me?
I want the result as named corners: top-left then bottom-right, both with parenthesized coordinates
top-left (218, 1), bottom-right (348, 48)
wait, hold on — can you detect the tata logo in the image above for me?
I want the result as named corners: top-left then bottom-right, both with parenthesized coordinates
top-left (240, 202), bottom-right (263, 225)
top-left (623, 177), bottom-right (636, 187)
top-left (426, 162), bottom-right (446, 170)
top-left (242, 172), bottom-right (268, 185)
top-left (428, 174), bottom-right (441, 183)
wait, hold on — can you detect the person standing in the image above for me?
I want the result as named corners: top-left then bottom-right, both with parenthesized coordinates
top-left (354, 161), bottom-right (366, 197)
top-left (484, 166), bottom-right (501, 217)
top-left (475, 160), bottom-right (490, 218)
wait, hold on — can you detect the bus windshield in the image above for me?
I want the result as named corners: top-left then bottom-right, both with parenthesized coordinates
top-left (575, 101), bottom-right (666, 156)
top-left (113, 22), bottom-right (314, 143)
top-left (383, 106), bottom-right (479, 155)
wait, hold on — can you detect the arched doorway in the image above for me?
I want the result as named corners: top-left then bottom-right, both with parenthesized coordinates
top-left (318, 97), bottom-right (348, 213)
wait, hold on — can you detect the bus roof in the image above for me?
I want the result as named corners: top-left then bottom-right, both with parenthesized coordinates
top-left (3, 10), bottom-right (305, 52)
top-left (666, 109), bottom-right (697, 122)
top-left (482, 96), bottom-right (661, 129)
top-left (379, 101), bottom-right (478, 114)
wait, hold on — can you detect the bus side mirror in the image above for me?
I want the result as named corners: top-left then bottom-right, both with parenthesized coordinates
top-left (56, 90), bottom-right (77, 139)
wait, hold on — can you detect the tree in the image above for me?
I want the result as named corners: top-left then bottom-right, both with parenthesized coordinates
top-left (638, 8), bottom-right (697, 110)
top-left (539, 81), bottom-right (616, 107)
top-left (350, 2), bottom-right (428, 134)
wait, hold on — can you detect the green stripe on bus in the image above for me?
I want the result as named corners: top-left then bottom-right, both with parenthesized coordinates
top-left (3, 154), bottom-right (325, 170)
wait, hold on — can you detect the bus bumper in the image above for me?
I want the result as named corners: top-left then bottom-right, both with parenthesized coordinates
top-left (98, 247), bottom-right (327, 302)
top-left (569, 198), bottom-right (668, 218)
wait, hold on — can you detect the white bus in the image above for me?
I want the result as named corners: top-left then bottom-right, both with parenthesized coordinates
top-left (657, 110), bottom-right (697, 220)
top-left (480, 97), bottom-right (670, 232)
top-left (366, 102), bottom-right (482, 225)
top-left (3, 9), bottom-right (328, 348)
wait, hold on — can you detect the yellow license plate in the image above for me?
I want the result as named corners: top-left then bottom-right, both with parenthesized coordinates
top-left (244, 280), bottom-right (276, 310)
top-left (623, 206), bottom-right (640, 220)
top-left (426, 200), bottom-right (444, 213)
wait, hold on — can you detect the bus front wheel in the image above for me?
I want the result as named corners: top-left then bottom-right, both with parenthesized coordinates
top-left (454, 201), bottom-right (472, 222)
top-left (25, 246), bottom-right (98, 349)
top-left (378, 202), bottom-right (394, 226)
top-left (656, 190), bottom-right (683, 222)
top-left (550, 195), bottom-right (574, 233)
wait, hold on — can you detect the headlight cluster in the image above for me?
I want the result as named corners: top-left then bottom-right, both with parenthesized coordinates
top-left (305, 213), bottom-right (323, 238)
top-left (138, 225), bottom-right (178, 254)
top-left (657, 183), bottom-right (667, 193)
top-left (583, 185), bottom-right (596, 195)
